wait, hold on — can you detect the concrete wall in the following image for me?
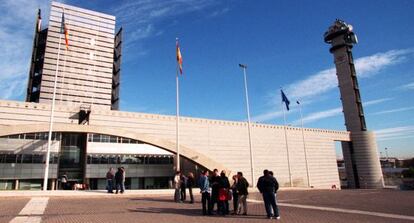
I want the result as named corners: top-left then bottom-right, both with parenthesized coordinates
top-left (0, 100), bottom-right (350, 189)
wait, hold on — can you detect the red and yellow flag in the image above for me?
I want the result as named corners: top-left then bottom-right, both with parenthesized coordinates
top-left (176, 39), bottom-right (183, 75)
top-left (61, 12), bottom-right (69, 50)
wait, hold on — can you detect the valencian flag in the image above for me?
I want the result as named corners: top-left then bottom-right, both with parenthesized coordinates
top-left (176, 38), bottom-right (183, 75)
top-left (37, 9), bottom-right (42, 32)
top-left (281, 90), bottom-right (290, 111)
top-left (61, 12), bottom-right (69, 50)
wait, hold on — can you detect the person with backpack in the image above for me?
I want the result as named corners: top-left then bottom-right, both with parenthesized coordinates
top-left (218, 170), bottom-right (230, 215)
top-left (257, 169), bottom-right (280, 219)
top-left (60, 172), bottom-right (68, 190)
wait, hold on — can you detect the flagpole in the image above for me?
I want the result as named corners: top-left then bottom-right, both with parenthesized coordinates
top-left (43, 14), bottom-right (63, 191)
top-left (298, 100), bottom-right (311, 187)
top-left (282, 96), bottom-right (293, 187)
top-left (239, 64), bottom-right (255, 185)
top-left (175, 40), bottom-right (180, 172)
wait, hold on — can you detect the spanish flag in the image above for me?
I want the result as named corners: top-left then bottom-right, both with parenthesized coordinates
top-left (61, 12), bottom-right (69, 50)
top-left (176, 38), bottom-right (183, 75)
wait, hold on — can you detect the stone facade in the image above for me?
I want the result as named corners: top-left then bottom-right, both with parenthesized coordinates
top-left (0, 99), bottom-right (350, 189)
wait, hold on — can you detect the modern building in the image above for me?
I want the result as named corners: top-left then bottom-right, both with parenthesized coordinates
top-left (26, 1), bottom-right (121, 110)
top-left (0, 3), bottom-right (382, 190)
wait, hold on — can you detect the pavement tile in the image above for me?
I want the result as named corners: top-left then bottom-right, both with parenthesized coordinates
top-left (3, 189), bottom-right (414, 223)
top-left (0, 197), bottom-right (30, 223)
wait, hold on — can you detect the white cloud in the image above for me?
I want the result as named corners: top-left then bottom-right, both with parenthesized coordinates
top-left (208, 7), bottom-right (230, 18)
top-left (253, 49), bottom-right (412, 123)
top-left (375, 125), bottom-right (414, 141)
top-left (297, 107), bottom-right (342, 125)
top-left (110, 0), bottom-right (228, 63)
top-left (291, 98), bottom-right (391, 125)
top-left (286, 49), bottom-right (413, 100)
top-left (113, 0), bottom-right (222, 44)
top-left (252, 110), bottom-right (284, 123)
top-left (400, 82), bottom-right (414, 90)
top-left (372, 106), bottom-right (414, 115)
top-left (0, 0), bottom-right (50, 100)
top-left (363, 98), bottom-right (392, 106)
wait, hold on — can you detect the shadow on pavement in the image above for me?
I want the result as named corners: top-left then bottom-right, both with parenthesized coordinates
top-left (129, 207), bottom-right (266, 220)
top-left (129, 197), bottom-right (179, 203)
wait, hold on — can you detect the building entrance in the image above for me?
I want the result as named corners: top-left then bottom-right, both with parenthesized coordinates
top-left (58, 133), bottom-right (87, 187)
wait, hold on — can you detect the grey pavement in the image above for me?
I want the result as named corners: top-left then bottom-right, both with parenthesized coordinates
top-left (1, 189), bottom-right (413, 223)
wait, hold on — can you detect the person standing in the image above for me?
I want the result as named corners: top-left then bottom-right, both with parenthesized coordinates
top-left (257, 169), bottom-right (279, 219)
top-left (198, 170), bottom-right (211, 215)
top-left (106, 167), bottom-right (115, 193)
top-left (236, 171), bottom-right (249, 215)
top-left (174, 171), bottom-right (182, 203)
top-left (121, 167), bottom-right (126, 193)
top-left (180, 173), bottom-right (187, 202)
top-left (60, 172), bottom-right (68, 190)
top-left (115, 167), bottom-right (125, 194)
top-left (218, 170), bottom-right (230, 215)
top-left (187, 172), bottom-right (195, 203)
top-left (231, 175), bottom-right (238, 215)
top-left (209, 169), bottom-right (220, 213)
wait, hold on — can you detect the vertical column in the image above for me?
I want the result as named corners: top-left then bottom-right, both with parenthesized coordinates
top-left (14, 179), bottom-right (19, 190)
top-left (324, 20), bottom-right (384, 189)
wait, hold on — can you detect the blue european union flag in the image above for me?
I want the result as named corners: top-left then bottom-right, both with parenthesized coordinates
top-left (281, 90), bottom-right (290, 111)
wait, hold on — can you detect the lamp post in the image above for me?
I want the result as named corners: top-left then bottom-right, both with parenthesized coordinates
top-left (239, 64), bottom-right (255, 185)
top-left (385, 147), bottom-right (389, 161)
top-left (297, 100), bottom-right (310, 187)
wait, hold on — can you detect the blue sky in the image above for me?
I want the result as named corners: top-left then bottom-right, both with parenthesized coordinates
top-left (1, 0), bottom-right (413, 158)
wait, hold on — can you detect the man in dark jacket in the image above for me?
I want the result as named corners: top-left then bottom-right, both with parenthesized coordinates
top-left (187, 172), bottom-right (195, 203)
top-left (180, 173), bottom-right (187, 201)
top-left (115, 167), bottom-right (125, 194)
top-left (257, 169), bottom-right (279, 219)
top-left (236, 171), bottom-right (249, 215)
top-left (209, 169), bottom-right (220, 213)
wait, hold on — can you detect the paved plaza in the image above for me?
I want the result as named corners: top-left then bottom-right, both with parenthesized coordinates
top-left (1, 189), bottom-right (413, 223)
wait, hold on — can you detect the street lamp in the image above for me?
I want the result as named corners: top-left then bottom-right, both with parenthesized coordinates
top-left (385, 147), bottom-right (389, 161)
top-left (238, 64), bottom-right (255, 185)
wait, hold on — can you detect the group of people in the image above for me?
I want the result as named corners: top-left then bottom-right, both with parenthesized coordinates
top-left (198, 169), bottom-right (251, 216)
top-left (106, 167), bottom-right (126, 194)
top-left (174, 171), bottom-right (195, 203)
top-left (194, 168), bottom-right (280, 220)
top-left (105, 166), bottom-right (279, 219)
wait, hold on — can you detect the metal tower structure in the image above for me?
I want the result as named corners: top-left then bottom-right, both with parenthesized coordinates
top-left (324, 20), bottom-right (384, 189)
